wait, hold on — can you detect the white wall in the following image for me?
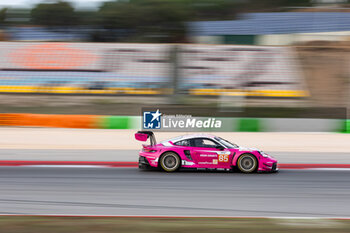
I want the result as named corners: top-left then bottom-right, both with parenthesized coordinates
top-left (257, 31), bottom-right (350, 45)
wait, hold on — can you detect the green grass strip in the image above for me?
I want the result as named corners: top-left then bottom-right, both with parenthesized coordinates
top-left (98, 116), bottom-right (130, 129)
top-left (341, 119), bottom-right (350, 133)
top-left (237, 118), bottom-right (261, 132)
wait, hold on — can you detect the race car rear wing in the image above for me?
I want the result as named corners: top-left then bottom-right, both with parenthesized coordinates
top-left (135, 131), bottom-right (157, 146)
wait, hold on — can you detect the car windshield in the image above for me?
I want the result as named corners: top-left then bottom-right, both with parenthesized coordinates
top-left (215, 137), bottom-right (238, 149)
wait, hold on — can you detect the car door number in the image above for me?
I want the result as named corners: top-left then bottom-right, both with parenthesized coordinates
top-left (218, 154), bottom-right (229, 162)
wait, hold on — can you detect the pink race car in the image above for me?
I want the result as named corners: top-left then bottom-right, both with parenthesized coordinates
top-left (135, 131), bottom-right (278, 173)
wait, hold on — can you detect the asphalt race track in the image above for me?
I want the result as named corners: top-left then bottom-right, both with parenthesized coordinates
top-left (0, 167), bottom-right (349, 217)
top-left (0, 149), bottom-right (349, 164)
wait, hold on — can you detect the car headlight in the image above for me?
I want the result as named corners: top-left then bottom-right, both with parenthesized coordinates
top-left (259, 151), bottom-right (269, 158)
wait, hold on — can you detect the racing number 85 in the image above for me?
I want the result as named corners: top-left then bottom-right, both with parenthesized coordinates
top-left (218, 154), bottom-right (229, 162)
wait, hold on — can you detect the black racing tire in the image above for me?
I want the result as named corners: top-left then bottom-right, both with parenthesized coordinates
top-left (159, 152), bottom-right (181, 172)
top-left (237, 153), bottom-right (258, 173)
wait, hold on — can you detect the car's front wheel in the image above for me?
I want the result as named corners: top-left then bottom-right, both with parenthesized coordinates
top-left (237, 154), bottom-right (257, 173)
top-left (160, 152), bottom-right (181, 172)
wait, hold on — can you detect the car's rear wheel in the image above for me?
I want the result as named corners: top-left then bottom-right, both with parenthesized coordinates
top-left (237, 154), bottom-right (257, 173)
top-left (160, 152), bottom-right (181, 172)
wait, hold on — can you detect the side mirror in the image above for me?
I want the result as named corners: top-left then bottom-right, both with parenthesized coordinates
top-left (216, 145), bottom-right (225, 150)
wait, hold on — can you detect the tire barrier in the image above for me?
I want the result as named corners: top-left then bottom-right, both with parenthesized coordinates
top-left (0, 113), bottom-right (99, 129)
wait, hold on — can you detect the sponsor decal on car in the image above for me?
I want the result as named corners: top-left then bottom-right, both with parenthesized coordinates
top-left (182, 161), bottom-right (195, 166)
top-left (198, 162), bottom-right (214, 165)
top-left (199, 154), bottom-right (217, 157)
